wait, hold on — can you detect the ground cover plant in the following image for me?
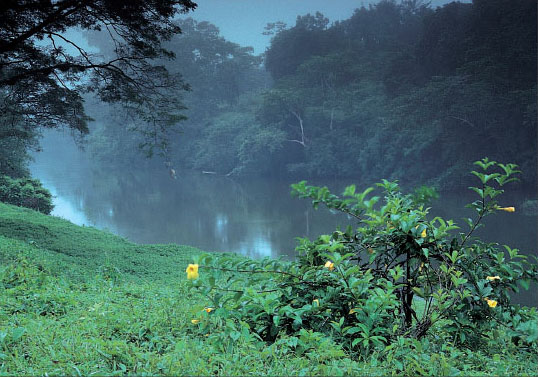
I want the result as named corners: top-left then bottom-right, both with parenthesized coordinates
top-left (0, 159), bottom-right (536, 375)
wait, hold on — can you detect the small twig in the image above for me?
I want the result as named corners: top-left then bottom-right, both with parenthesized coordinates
top-left (461, 182), bottom-right (486, 247)
top-left (448, 115), bottom-right (477, 129)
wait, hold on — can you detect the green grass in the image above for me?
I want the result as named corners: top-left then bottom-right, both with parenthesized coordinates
top-left (0, 202), bottom-right (201, 282)
top-left (0, 202), bottom-right (537, 375)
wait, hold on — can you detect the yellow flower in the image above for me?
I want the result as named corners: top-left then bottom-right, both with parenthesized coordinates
top-left (203, 307), bottom-right (214, 313)
top-left (421, 229), bottom-right (427, 238)
top-left (484, 298), bottom-right (498, 308)
top-left (486, 276), bottom-right (501, 282)
top-left (497, 206), bottom-right (515, 212)
top-left (324, 261), bottom-right (334, 271)
top-left (419, 262), bottom-right (424, 272)
top-left (191, 319), bottom-right (200, 324)
top-left (313, 299), bottom-right (320, 306)
top-left (186, 264), bottom-right (199, 280)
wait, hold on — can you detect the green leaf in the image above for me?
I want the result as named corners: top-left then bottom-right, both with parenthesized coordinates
top-left (483, 173), bottom-right (500, 184)
top-left (422, 248), bottom-right (429, 259)
top-left (520, 279), bottom-right (530, 290)
top-left (345, 327), bottom-right (361, 335)
top-left (229, 331), bottom-right (241, 341)
top-left (358, 187), bottom-right (374, 201)
top-left (498, 163), bottom-right (520, 176)
top-left (343, 185), bottom-right (356, 196)
top-left (463, 217), bottom-right (474, 228)
top-left (11, 327), bottom-right (26, 342)
top-left (474, 158), bottom-right (496, 171)
top-left (412, 287), bottom-right (425, 298)
top-left (471, 171), bottom-right (486, 184)
top-left (469, 186), bottom-right (484, 198)
top-left (208, 276), bottom-right (216, 288)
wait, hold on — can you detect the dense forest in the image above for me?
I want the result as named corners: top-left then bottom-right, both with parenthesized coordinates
top-left (0, 0), bottom-right (536, 187)
top-left (81, 0), bottom-right (537, 189)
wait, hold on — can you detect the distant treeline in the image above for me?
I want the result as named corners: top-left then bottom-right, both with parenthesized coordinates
top-left (86, 0), bottom-right (536, 188)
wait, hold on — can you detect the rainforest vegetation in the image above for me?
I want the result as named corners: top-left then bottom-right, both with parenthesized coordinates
top-left (85, 0), bottom-right (537, 189)
top-left (0, 0), bottom-right (537, 375)
top-left (1, 0), bottom-right (536, 188)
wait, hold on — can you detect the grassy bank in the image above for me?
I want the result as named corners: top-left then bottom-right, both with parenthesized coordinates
top-left (0, 202), bottom-right (536, 375)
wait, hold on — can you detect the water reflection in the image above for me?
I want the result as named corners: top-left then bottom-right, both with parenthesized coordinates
top-left (29, 132), bottom-right (537, 260)
top-left (43, 179), bottom-right (91, 226)
top-left (29, 131), bottom-right (537, 304)
top-left (33, 165), bottom-right (537, 258)
top-left (29, 133), bottom-right (346, 258)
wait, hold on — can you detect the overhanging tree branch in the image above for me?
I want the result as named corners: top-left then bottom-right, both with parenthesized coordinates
top-left (1, 0), bottom-right (197, 155)
top-left (0, 0), bottom-right (83, 54)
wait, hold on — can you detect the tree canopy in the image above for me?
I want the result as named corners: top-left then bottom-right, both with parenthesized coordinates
top-left (0, 0), bottom-right (197, 162)
top-left (81, 0), bottom-right (536, 188)
top-left (5, 0), bottom-right (535, 189)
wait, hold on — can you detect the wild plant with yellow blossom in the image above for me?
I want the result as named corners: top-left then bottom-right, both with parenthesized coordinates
top-left (187, 158), bottom-right (538, 356)
top-left (186, 264), bottom-right (199, 280)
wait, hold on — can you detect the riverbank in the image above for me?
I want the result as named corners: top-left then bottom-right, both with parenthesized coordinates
top-left (0, 202), bottom-right (536, 375)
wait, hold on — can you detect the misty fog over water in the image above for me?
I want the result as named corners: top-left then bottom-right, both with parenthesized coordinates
top-left (31, 131), bottom-right (537, 259)
top-left (30, 131), bottom-right (347, 259)
top-left (30, 130), bottom-right (538, 306)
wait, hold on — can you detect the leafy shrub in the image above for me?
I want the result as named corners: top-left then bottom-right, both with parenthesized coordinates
top-left (0, 175), bottom-right (53, 214)
top-left (188, 158), bottom-right (538, 357)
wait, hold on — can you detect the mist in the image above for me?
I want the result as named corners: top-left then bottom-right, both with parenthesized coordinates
top-left (20, 0), bottom-right (534, 256)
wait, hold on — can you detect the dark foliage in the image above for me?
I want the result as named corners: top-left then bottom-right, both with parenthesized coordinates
top-left (83, 0), bottom-right (536, 188)
top-left (0, 0), bottom-right (197, 174)
top-left (256, 0), bottom-right (537, 186)
top-left (0, 175), bottom-right (53, 214)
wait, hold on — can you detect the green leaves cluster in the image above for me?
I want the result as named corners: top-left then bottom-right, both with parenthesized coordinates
top-left (0, 176), bottom-right (53, 214)
top-left (188, 159), bottom-right (538, 356)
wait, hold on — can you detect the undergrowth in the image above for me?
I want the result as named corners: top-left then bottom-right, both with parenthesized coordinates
top-left (0, 159), bottom-right (537, 376)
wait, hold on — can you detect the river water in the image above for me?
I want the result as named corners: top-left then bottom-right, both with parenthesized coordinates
top-left (29, 131), bottom-right (537, 305)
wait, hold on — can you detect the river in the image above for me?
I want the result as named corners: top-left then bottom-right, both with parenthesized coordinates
top-left (30, 130), bottom-right (537, 305)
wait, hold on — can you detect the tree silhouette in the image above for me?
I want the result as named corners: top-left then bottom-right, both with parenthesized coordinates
top-left (0, 0), bottom-right (197, 156)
